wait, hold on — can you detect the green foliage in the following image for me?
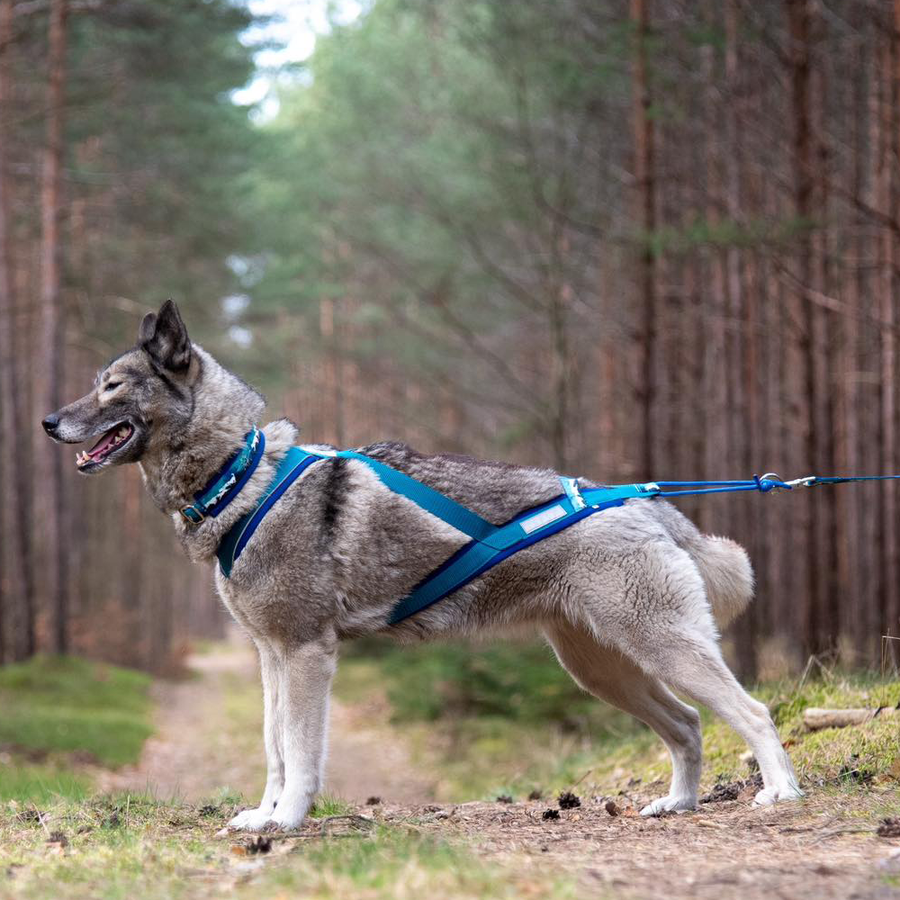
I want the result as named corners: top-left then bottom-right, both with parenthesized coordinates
top-left (642, 214), bottom-right (819, 258)
top-left (241, 0), bottom-right (633, 443)
top-left (0, 656), bottom-right (153, 768)
top-left (9, 0), bottom-right (260, 354)
top-left (354, 638), bottom-right (626, 731)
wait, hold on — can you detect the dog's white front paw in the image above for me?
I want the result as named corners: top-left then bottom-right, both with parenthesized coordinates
top-left (228, 806), bottom-right (276, 831)
top-left (640, 794), bottom-right (697, 817)
top-left (262, 807), bottom-right (307, 832)
top-left (753, 783), bottom-right (804, 807)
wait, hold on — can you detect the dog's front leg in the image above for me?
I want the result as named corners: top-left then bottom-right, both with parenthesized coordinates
top-left (261, 636), bottom-right (336, 831)
top-left (228, 640), bottom-right (285, 831)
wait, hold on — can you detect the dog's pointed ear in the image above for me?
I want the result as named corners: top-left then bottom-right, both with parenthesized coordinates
top-left (139, 299), bottom-right (191, 372)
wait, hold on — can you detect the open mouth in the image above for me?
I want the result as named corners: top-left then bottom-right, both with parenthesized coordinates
top-left (76, 422), bottom-right (134, 470)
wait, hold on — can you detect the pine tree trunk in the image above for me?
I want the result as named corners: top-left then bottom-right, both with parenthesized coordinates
top-left (0, 0), bottom-right (35, 662)
top-left (836, 26), bottom-right (864, 662)
top-left (38, 0), bottom-right (69, 654)
top-left (881, 2), bottom-right (900, 660)
top-left (787, 0), bottom-right (818, 656)
top-left (631, 0), bottom-right (656, 478)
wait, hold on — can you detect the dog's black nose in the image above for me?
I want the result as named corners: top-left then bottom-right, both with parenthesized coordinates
top-left (42, 413), bottom-right (60, 435)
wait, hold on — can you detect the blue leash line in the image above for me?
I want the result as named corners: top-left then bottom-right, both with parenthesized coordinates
top-left (212, 444), bottom-right (900, 625)
top-left (653, 473), bottom-right (900, 497)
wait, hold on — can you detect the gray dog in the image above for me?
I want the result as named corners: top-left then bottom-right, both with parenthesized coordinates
top-left (43, 300), bottom-right (802, 830)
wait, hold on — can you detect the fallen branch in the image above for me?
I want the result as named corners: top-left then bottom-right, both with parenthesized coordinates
top-left (803, 706), bottom-right (898, 731)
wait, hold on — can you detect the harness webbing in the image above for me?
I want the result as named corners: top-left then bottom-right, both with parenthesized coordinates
top-left (388, 490), bottom-right (629, 624)
top-left (217, 447), bottom-right (320, 577)
top-left (213, 443), bottom-right (900, 625)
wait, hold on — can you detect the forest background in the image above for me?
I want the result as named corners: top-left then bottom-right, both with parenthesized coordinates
top-left (1, 0), bottom-right (899, 682)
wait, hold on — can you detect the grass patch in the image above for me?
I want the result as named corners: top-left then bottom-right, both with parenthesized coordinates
top-left (309, 795), bottom-right (353, 818)
top-left (0, 765), bottom-right (89, 804)
top-left (352, 638), bottom-right (612, 728)
top-left (0, 795), bottom-right (575, 900)
top-left (0, 656), bottom-right (153, 768)
top-left (246, 826), bottom-right (574, 900)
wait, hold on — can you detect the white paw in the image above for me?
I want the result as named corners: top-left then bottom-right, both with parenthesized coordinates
top-left (260, 805), bottom-right (307, 832)
top-left (640, 795), bottom-right (697, 817)
top-left (753, 784), bottom-right (804, 807)
top-left (228, 807), bottom-right (276, 831)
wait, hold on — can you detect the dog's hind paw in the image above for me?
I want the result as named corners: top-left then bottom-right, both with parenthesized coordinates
top-left (639, 795), bottom-right (697, 817)
top-left (228, 807), bottom-right (276, 831)
top-left (752, 783), bottom-right (804, 807)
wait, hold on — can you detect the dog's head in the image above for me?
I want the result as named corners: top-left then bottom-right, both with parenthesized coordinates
top-left (42, 299), bottom-right (201, 475)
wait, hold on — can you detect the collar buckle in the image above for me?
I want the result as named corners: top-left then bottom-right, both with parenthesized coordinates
top-left (180, 505), bottom-right (206, 525)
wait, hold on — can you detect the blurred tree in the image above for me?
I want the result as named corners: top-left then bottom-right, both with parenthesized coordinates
top-left (244, 0), bottom-right (900, 673)
top-left (0, 0), bottom-right (258, 668)
top-left (0, 0), bottom-right (34, 662)
top-left (38, 0), bottom-right (68, 652)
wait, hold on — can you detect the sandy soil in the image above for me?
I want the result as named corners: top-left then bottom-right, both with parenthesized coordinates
top-left (99, 635), bottom-right (900, 899)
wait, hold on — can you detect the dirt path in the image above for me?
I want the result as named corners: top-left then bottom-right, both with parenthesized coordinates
top-left (100, 631), bottom-right (435, 805)
top-left (94, 636), bottom-right (900, 899)
top-left (369, 795), bottom-right (900, 900)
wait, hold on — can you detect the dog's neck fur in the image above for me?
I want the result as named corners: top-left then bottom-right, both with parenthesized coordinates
top-left (138, 345), bottom-right (300, 562)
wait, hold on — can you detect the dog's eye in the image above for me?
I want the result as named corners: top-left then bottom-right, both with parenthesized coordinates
top-left (105, 381), bottom-right (122, 391)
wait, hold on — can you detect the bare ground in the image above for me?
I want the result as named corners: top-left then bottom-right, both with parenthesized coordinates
top-left (370, 795), bottom-right (900, 900)
top-left (97, 637), bottom-right (900, 899)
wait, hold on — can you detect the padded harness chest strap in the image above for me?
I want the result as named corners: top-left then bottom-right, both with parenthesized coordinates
top-left (216, 447), bottom-right (321, 577)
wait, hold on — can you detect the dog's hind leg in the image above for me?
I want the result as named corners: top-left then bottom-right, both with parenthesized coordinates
top-left (545, 619), bottom-right (703, 816)
top-left (228, 638), bottom-right (285, 831)
top-left (628, 626), bottom-right (802, 806)
top-left (575, 542), bottom-right (801, 808)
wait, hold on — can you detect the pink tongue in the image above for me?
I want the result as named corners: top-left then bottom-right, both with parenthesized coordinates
top-left (88, 429), bottom-right (118, 458)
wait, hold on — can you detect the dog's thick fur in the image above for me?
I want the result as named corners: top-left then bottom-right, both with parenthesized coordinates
top-left (45, 301), bottom-right (802, 830)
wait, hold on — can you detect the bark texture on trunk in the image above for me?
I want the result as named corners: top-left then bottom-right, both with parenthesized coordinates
top-left (38, 0), bottom-right (69, 654)
top-left (631, 0), bottom-right (656, 478)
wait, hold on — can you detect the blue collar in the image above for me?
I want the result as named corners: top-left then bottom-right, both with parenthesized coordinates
top-left (180, 427), bottom-right (265, 525)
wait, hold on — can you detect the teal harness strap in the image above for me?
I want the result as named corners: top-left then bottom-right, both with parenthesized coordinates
top-left (388, 483), bottom-right (656, 624)
top-left (301, 448), bottom-right (499, 543)
top-left (217, 448), bottom-right (320, 577)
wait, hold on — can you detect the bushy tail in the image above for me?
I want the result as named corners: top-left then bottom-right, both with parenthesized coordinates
top-left (690, 535), bottom-right (754, 627)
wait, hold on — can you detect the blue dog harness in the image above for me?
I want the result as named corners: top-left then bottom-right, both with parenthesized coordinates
top-left (190, 430), bottom-right (900, 625)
